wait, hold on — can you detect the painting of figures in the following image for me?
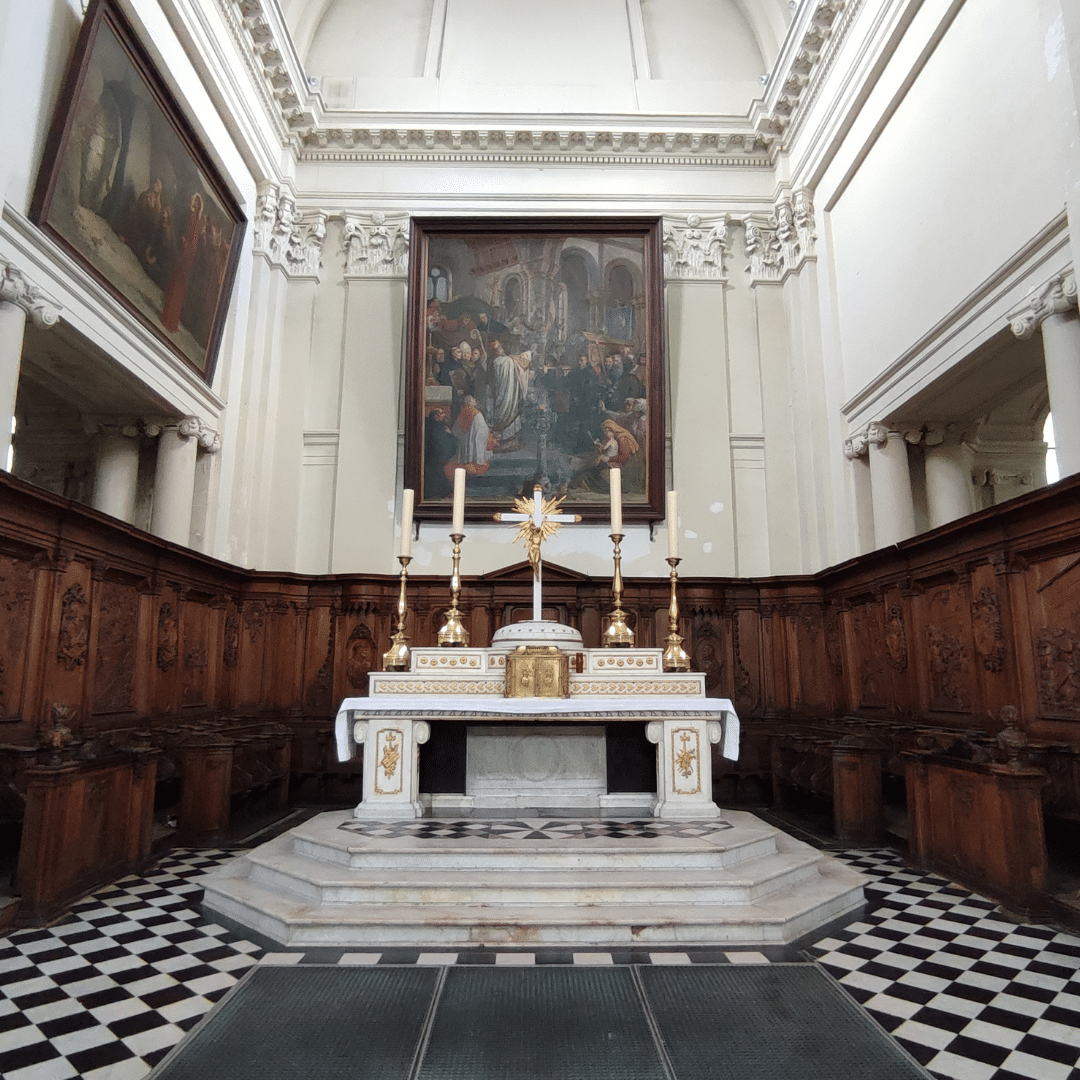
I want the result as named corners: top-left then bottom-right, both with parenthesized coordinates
top-left (407, 218), bottom-right (665, 522)
top-left (31, 0), bottom-right (244, 382)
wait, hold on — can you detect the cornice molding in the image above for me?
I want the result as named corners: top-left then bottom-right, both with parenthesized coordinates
top-left (1009, 270), bottom-right (1078, 340)
top-left (0, 258), bottom-right (62, 329)
top-left (210, 0), bottom-right (863, 168)
top-left (755, 0), bottom-right (855, 138)
top-left (662, 215), bottom-right (730, 282)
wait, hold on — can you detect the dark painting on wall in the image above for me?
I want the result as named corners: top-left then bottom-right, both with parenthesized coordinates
top-left (31, 0), bottom-right (245, 383)
top-left (406, 217), bottom-right (666, 523)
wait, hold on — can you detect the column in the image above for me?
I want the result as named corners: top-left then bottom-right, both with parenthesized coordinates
top-left (843, 432), bottom-right (876, 553)
top-left (150, 418), bottom-right (207, 545)
top-left (866, 423), bottom-right (917, 545)
top-left (0, 261), bottom-right (62, 468)
top-left (924, 427), bottom-right (973, 529)
top-left (90, 425), bottom-right (141, 522)
top-left (1011, 271), bottom-right (1080, 477)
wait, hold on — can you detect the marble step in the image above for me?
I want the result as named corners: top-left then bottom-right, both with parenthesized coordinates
top-left (241, 841), bottom-right (825, 907)
top-left (287, 820), bottom-right (779, 872)
top-left (201, 858), bottom-right (866, 948)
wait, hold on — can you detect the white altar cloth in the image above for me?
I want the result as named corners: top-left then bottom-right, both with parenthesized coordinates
top-left (334, 695), bottom-right (740, 764)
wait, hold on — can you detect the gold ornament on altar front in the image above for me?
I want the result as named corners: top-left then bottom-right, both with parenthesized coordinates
top-left (502, 492), bottom-right (578, 580)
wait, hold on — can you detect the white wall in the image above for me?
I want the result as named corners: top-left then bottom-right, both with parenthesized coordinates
top-left (827, 0), bottom-right (1071, 405)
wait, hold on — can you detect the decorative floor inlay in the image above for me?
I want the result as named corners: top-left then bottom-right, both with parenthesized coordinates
top-left (0, 841), bottom-right (1077, 1079)
top-left (335, 818), bottom-right (735, 840)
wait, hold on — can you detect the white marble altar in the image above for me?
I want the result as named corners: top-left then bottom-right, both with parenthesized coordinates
top-left (333, 643), bottom-right (740, 820)
top-left (465, 724), bottom-right (606, 805)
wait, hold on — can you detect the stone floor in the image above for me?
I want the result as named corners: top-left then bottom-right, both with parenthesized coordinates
top-left (0, 844), bottom-right (1077, 1080)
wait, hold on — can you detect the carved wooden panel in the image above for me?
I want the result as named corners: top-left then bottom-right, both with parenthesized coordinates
top-left (182, 602), bottom-right (210, 708)
top-left (0, 554), bottom-right (34, 720)
top-left (923, 586), bottom-right (973, 715)
top-left (851, 602), bottom-right (888, 709)
top-left (91, 578), bottom-right (139, 716)
top-left (1029, 554), bottom-right (1080, 721)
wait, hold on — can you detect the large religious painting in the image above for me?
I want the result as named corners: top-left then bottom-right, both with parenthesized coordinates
top-left (406, 217), bottom-right (666, 523)
top-left (30, 0), bottom-right (245, 383)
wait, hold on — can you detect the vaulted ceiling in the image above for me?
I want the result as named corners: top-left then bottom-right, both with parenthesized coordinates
top-left (275, 0), bottom-right (795, 117)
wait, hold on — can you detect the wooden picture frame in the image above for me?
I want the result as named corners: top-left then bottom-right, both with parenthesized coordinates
top-left (30, 0), bottom-right (245, 384)
top-left (406, 216), bottom-right (665, 523)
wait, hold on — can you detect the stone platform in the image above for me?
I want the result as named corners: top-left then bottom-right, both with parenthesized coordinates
top-left (199, 810), bottom-right (866, 949)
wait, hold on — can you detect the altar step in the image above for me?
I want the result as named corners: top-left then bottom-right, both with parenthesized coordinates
top-left (199, 810), bottom-right (867, 949)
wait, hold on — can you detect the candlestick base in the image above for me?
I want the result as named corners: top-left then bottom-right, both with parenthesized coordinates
top-left (662, 635), bottom-right (691, 672)
top-left (602, 608), bottom-right (635, 647)
top-left (437, 609), bottom-right (470, 647)
top-left (382, 636), bottom-right (411, 670)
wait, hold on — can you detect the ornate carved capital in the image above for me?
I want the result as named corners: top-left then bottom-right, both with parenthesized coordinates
top-left (173, 416), bottom-right (222, 453)
top-left (253, 182), bottom-right (328, 278)
top-left (844, 422), bottom-right (889, 458)
top-left (342, 211), bottom-right (410, 278)
top-left (662, 214), bottom-right (730, 281)
top-left (0, 259), bottom-right (62, 329)
top-left (744, 216), bottom-right (783, 283)
top-left (1010, 270), bottom-right (1077, 339)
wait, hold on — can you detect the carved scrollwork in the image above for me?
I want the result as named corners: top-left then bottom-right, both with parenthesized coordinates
top-left (342, 211), bottom-right (410, 278)
top-left (971, 588), bottom-right (1005, 672)
top-left (57, 584), bottom-right (89, 671)
top-left (346, 622), bottom-right (377, 691)
top-left (222, 610), bottom-right (240, 670)
top-left (884, 605), bottom-right (908, 672)
top-left (156, 603), bottom-right (178, 672)
top-left (662, 214), bottom-right (729, 281)
top-left (1037, 627), bottom-right (1080, 715)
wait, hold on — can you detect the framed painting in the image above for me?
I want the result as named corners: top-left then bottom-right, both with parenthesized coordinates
top-left (30, 0), bottom-right (245, 384)
top-left (406, 217), bottom-right (666, 523)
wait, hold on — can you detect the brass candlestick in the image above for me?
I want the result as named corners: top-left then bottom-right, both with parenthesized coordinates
top-left (662, 556), bottom-right (691, 671)
top-left (382, 554), bottom-right (413, 670)
top-left (437, 532), bottom-right (470, 646)
top-left (602, 532), bottom-right (634, 647)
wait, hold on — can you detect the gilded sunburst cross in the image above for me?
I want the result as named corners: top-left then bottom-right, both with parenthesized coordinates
top-left (494, 486), bottom-right (582, 622)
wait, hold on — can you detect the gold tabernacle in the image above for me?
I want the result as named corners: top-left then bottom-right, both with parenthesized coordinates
top-left (504, 645), bottom-right (571, 698)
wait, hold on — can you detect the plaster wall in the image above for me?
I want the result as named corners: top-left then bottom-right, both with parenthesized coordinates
top-left (825, 0), bottom-right (1070, 406)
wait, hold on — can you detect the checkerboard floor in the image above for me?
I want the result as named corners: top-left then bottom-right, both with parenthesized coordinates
top-left (0, 845), bottom-right (1077, 1080)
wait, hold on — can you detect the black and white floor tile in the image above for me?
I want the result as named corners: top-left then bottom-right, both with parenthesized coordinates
top-left (337, 817), bottom-right (734, 840)
top-left (0, 844), bottom-right (1077, 1079)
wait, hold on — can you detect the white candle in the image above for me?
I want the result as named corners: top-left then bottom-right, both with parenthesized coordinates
top-left (452, 468), bottom-right (466, 535)
top-left (609, 467), bottom-right (622, 535)
top-left (667, 490), bottom-right (678, 559)
top-left (400, 488), bottom-right (414, 558)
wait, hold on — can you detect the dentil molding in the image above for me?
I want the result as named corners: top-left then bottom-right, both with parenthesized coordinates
top-left (662, 215), bottom-right (730, 282)
top-left (0, 259), bottom-right (62, 329)
top-left (1009, 270), bottom-right (1077, 340)
top-left (253, 182), bottom-right (328, 278)
top-left (341, 212), bottom-right (410, 279)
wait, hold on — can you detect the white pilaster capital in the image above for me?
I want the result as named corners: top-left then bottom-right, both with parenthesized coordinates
top-left (0, 259), bottom-right (62, 329)
top-left (1009, 270), bottom-right (1077, 339)
top-left (662, 213), bottom-right (730, 281)
top-left (342, 211), bottom-right (410, 278)
top-left (254, 181), bottom-right (329, 279)
top-left (743, 216), bottom-right (783, 283)
top-left (844, 421), bottom-right (891, 458)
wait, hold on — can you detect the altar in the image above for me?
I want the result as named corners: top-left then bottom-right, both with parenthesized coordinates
top-left (333, 642), bottom-right (739, 820)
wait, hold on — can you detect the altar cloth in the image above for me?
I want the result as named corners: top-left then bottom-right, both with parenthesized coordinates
top-left (334, 696), bottom-right (740, 764)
